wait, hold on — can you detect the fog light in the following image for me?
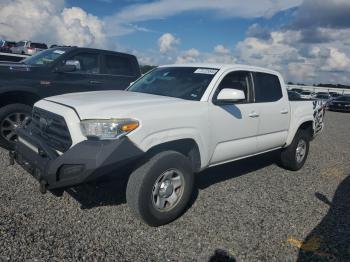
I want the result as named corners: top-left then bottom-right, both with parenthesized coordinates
top-left (57, 164), bottom-right (85, 181)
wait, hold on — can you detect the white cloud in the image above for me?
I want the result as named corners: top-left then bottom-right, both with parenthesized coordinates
top-left (214, 45), bottom-right (230, 54)
top-left (0, 0), bottom-right (107, 48)
top-left (176, 48), bottom-right (200, 63)
top-left (321, 48), bottom-right (350, 72)
top-left (174, 47), bottom-right (237, 64)
top-left (235, 28), bottom-right (350, 84)
top-left (112, 0), bottom-right (303, 24)
top-left (158, 33), bottom-right (180, 53)
top-left (288, 63), bottom-right (316, 81)
top-left (103, 0), bottom-right (303, 36)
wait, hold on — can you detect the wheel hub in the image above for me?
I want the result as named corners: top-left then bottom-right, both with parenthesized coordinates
top-left (0, 112), bottom-right (29, 143)
top-left (152, 169), bottom-right (184, 211)
top-left (296, 139), bottom-right (306, 163)
top-left (158, 180), bottom-right (174, 198)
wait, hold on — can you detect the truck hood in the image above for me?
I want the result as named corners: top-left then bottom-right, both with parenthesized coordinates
top-left (44, 90), bottom-right (188, 119)
top-left (0, 62), bottom-right (39, 72)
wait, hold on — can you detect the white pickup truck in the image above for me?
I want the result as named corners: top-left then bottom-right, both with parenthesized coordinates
top-left (13, 64), bottom-right (325, 226)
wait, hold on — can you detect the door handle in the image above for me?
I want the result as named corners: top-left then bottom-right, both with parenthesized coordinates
top-left (280, 109), bottom-right (289, 114)
top-left (248, 112), bottom-right (259, 118)
top-left (89, 80), bottom-right (103, 84)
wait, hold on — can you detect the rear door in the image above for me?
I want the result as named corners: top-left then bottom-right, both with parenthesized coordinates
top-left (100, 53), bottom-right (140, 90)
top-left (253, 72), bottom-right (290, 152)
top-left (208, 70), bottom-right (260, 165)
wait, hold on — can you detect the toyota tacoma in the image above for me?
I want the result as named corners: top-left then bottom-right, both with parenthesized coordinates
top-left (12, 64), bottom-right (325, 226)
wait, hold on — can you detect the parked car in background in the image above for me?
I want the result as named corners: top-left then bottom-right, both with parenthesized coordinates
top-left (13, 64), bottom-right (325, 226)
top-left (329, 92), bottom-right (341, 99)
top-left (0, 46), bottom-right (141, 149)
top-left (316, 92), bottom-right (329, 96)
top-left (11, 41), bottom-right (48, 55)
top-left (299, 91), bottom-right (316, 99)
top-left (288, 91), bottom-right (302, 100)
top-left (315, 93), bottom-right (331, 105)
top-left (328, 96), bottom-right (350, 112)
top-left (49, 45), bottom-right (72, 48)
top-left (291, 88), bottom-right (304, 93)
top-left (0, 40), bottom-right (16, 53)
top-left (10, 40), bottom-right (29, 54)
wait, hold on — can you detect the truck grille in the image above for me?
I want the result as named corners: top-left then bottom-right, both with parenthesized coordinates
top-left (30, 107), bottom-right (72, 152)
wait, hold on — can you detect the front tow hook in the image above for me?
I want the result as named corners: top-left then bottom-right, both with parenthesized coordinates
top-left (39, 180), bottom-right (48, 194)
top-left (8, 151), bottom-right (15, 166)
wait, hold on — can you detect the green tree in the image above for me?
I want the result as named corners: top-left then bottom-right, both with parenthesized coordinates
top-left (140, 65), bottom-right (157, 74)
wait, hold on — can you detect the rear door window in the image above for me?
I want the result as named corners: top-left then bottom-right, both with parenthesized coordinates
top-left (253, 72), bottom-right (283, 103)
top-left (103, 55), bottom-right (134, 76)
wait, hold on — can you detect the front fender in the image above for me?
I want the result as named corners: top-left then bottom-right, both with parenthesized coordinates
top-left (130, 127), bottom-right (210, 169)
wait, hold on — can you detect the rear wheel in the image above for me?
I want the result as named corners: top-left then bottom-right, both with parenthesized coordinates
top-left (126, 151), bottom-right (194, 226)
top-left (279, 130), bottom-right (310, 171)
top-left (0, 104), bottom-right (32, 150)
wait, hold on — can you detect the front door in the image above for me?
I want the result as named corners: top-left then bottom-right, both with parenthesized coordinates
top-left (208, 70), bottom-right (260, 165)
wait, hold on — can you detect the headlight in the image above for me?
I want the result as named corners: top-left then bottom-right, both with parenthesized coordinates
top-left (80, 119), bottom-right (139, 140)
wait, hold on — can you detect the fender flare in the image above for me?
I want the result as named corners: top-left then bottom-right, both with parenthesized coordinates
top-left (135, 128), bottom-right (209, 170)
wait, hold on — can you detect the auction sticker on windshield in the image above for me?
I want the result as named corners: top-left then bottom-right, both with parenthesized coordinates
top-left (194, 68), bottom-right (218, 75)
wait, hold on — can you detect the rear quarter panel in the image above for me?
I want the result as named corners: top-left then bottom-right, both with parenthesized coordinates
top-left (286, 100), bottom-right (325, 146)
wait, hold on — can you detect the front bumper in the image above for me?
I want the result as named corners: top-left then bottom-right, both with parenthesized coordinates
top-left (14, 127), bottom-right (144, 190)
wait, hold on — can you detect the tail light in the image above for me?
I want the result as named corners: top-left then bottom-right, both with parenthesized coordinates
top-left (28, 46), bottom-right (34, 50)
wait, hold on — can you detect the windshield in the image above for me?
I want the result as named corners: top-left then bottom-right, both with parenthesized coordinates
top-left (128, 67), bottom-right (218, 101)
top-left (22, 48), bottom-right (67, 66)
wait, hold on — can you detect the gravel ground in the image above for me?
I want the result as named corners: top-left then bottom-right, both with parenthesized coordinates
top-left (0, 111), bottom-right (349, 262)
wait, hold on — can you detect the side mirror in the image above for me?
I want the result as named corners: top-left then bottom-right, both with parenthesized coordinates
top-left (54, 60), bottom-right (80, 73)
top-left (65, 60), bottom-right (81, 70)
top-left (217, 88), bottom-right (245, 103)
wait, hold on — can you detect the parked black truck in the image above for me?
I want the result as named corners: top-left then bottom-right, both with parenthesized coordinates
top-left (0, 46), bottom-right (141, 149)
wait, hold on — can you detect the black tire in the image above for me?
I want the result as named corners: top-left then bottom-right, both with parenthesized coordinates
top-left (0, 103), bottom-right (32, 150)
top-left (279, 130), bottom-right (310, 171)
top-left (126, 151), bottom-right (194, 226)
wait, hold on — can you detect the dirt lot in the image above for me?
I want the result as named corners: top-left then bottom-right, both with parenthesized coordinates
top-left (0, 111), bottom-right (349, 261)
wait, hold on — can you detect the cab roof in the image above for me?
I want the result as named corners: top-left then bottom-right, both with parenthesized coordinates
top-left (159, 63), bottom-right (281, 76)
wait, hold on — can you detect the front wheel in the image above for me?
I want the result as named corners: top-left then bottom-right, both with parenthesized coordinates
top-left (279, 130), bottom-right (310, 171)
top-left (126, 151), bottom-right (194, 226)
top-left (0, 104), bottom-right (32, 150)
